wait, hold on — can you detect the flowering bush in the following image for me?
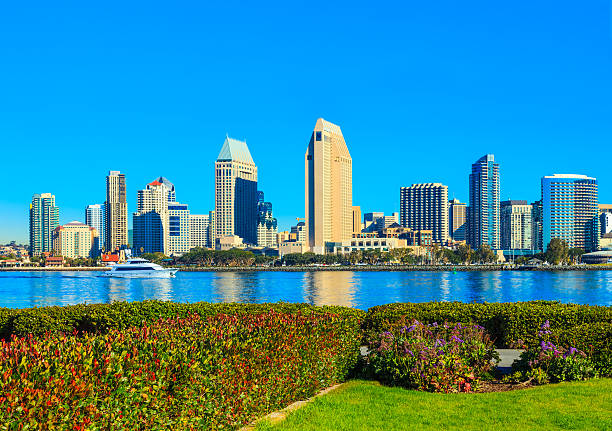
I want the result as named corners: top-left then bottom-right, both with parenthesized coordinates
top-left (364, 320), bottom-right (498, 392)
top-left (0, 311), bottom-right (362, 429)
top-left (509, 321), bottom-right (598, 384)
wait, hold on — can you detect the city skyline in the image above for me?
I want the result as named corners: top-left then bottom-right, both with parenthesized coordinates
top-left (2, 2), bottom-right (612, 243)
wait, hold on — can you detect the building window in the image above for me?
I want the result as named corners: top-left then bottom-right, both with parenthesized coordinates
top-left (316, 131), bottom-right (322, 141)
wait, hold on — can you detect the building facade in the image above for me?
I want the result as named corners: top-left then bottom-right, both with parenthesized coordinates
top-left (29, 193), bottom-right (59, 257)
top-left (400, 183), bottom-right (449, 244)
top-left (448, 198), bottom-right (467, 242)
top-left (600, 204), bottom-right (612, 236)
top-left (215, 137), bottom-right (258, 245)
top-left (133, 179), bottom-right (169, 255)
top-left (85, 204), bottom-right (105, 253)
top-left (167, 202), bottom-right (191, 256)
top-left (500, 200), bottom-right (532, 250)
top-left (256, 191), bottom-right (278, 247)
top-left (531, 200), bottom-right (543, 252)
top-left (105, 171), bottom-right (128, 252)
top-left (190, 213), bottom-right (211, 249)
top-left (542, 174), bottom-right (599, 252)
top-left (468, 154), bottom-right (500, 249)
top-left (352, 206), bottom-right (362, 235)
top-left (53, 221), bottom-right (98, 259)
top-left (305, 118), bottom-right (353, 253)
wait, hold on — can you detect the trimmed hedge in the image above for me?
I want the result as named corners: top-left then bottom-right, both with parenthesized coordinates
top-left (557, 322), bottom-right (612, 375)
top-left (0, 301), bottom-right (365, 339)
top-left (0, 311), bottom-right (362, 429)
top-left (363, 301), bottom-right (612, 348)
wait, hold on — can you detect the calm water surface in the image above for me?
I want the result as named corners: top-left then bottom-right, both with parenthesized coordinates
top-left (0, 270), bottom-right (610, 309)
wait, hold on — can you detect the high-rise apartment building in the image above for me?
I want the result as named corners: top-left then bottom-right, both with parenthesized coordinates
top-left (531, 200), bottom-right (543, 252)
top-left (448, 198), bottom-right (467, 242)
top-left (352, 206), bottom-right (362, 235)
top-left (363, 212), bottom-right (384, 232)
top-left (53, 221), bottom-right (98, 259)
top-left (600, 204), bottom-right (612, 236)
top-left (542, 174), bottom-right (599, 251)
top-left (167, 202), bottom-right (190, 256)
top-left (500, 200), bottom-right (532, 250)
top-left (153, 176), bottom-right (176, 202)
top-left (468, 154), bottom-right (500, 249)
top-left (105, 171), bottom-right (128, 251)
top-left (29, 193), bottom-right (59, 256)
top-left (400, 183), bottom-right (449, 244)
top-left (215, 137), bottom-right (258, 245)
top-left (305, 118), bottom-right (353, 253)
top-left (190, 214), bottom-right (210, 248)
top-left (85, 204), bottom-right (105, 253)
top-left (256, 191), bottom-right (278, 247)
top-left (133, 179), bottom-right (169, 255)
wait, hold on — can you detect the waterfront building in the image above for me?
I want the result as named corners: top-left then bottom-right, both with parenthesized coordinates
top-left (216, 234), bottom-right (245, 250)
top-left (153, 176), bottom-right (176, 202)
top-left (542, 174), bottom-right (599, 252)
top-left (325, 237), bottom-right (410, 254)
top-left (400, 183), bottom-right (449, 244)
top-left (352, 206), bottom-right (362, 235)
top-left (500, 200), bottom-right (532, 250)
top-left (256, 191), bottom-right (278, 247)
top-left (290, 221), bottom-right (307, 244)
top-left (167, 202), bottom-right (190, 256)
top-left (448, 198), bottom-right (467, 242)
top-left (52, 221), bottom-right (99, 259)
top-left (305, 118), bottom-right (353, 253)
top-left (190, 214), bottom-right (210, 248)
top-left (105, 171), bottom-right (128, 252)
top-left (215, 137), bottom-right (258, 245)
top-left (600, 204), bottom-right (612, 236)
top-left (29, 193), bottom-right (59, 257)
top-left (363, 212), bottom-right (384, 232)
top-left (133, 179), bottom-right (169, 255)
top-left (85, 204), bottom-right (105, 252)
top-left (468, 154), bottom-right (500, 249)
top-left (531, 200), bottom-right (543, 252)
top-left (208, 210), bottom-right (216, 249)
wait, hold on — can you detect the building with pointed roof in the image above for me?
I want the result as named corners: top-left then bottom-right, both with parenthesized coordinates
top-left (305, 118), bottom-right (353, 253)
top-left (215, 136), bottom-right (258, 246)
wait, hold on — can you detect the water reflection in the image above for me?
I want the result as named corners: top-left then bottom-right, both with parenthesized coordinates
top-left (0, 270), bottom-right (610, 309)
top-left (302, 271), bottom-right (356, 307)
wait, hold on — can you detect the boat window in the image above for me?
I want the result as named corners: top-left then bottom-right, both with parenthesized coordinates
top-left (115, 266), bottom-right (154, 271)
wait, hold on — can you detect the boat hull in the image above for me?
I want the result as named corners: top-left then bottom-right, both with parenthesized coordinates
top-left (101, 269), bottom-right (178, 278)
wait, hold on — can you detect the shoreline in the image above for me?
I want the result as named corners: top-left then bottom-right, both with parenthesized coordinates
top-left (1, 264), bottom-right (611, 272)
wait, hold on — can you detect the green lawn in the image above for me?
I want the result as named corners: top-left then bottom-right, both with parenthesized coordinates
top-left (256, 379), bottom-right (612, 431)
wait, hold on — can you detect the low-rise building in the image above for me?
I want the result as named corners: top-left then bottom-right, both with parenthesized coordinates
top-left (216, 235), bottom-right (246, 251)
top-left (52, 221), bottom-right (99, 259)
top-left (325, 237), bottom-right (407, 254)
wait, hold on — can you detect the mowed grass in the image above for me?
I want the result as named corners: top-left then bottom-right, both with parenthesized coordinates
top-left (256, 379), bottom-right (612, 431)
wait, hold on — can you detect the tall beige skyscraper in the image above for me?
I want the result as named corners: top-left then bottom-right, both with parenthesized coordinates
top-left (215, 137), bottom-right (258, 245)
top-left (305, 118), bottom-right (353, 253)
top-left (105, 171), bottom-right (128, 252)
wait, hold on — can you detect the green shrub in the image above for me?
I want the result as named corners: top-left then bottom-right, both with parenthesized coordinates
top-left (0, 310), bottom-right (362, 429)
top-left (557, 322), bottom-right (612, 376)
top-left (0, 301), bottom-right (365, 339)
top-left (364, 301), bottom-right (612, 348)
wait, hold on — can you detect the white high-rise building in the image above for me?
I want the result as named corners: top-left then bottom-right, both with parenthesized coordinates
top-left (215, 137), bottom-right (258, 245)
top-left (500, 200), bottom-right (532, 250)
top-left (85, 204), bottom-right (105, 252)
top-left (190, 214), bottom-right (210, 249)
top-left (167, 202), bottom-right (190, 256)
top-left (133, 179), bottom-right (170, 255)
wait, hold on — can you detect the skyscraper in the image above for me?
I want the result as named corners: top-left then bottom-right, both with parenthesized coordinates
top-left (256, 191), bottom-right (278, 247)
top-left (448, 198), bottom-right (467, 242)
top-left (400, 183), bottom-right (449, 244)
top-left (215, 137), bottom-right (258, 245)
top-left (468, 154), bottom-right (500, 249)
top-left (29, 193), bottom-right (59, 256)
top-left (105, 171), bottom-right (128, 252)
top-left (542, 174), bottom-right (599, 251)
top-left (500, 200), bottom-right (532, 250)
top-left (190, 214), bottom-right (210, 249)
top-left (85, 204), bottom-right (105, 253)
top-left (133, 179), bottom-right (169, 255)
top-left (305, 118), bottom-right (353, 253)
top-left (352, 206), bottom-right (362, 235)
top-left (167, 202), bottom-right (191, 255)
top-left (531, 200), bottom-right (543, 252)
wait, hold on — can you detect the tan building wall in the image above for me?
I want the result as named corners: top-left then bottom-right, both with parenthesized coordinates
top-left (53, 221), bottom-right (98, 259)
top-left (305, 118), bottom-right (352, 253)
top-left (105, 171), bottom-right (128, 251)
top-left (352, 206), bottom-right (362, 235)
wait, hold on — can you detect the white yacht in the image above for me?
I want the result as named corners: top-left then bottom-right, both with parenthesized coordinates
top-left (102, 258), bottom-right (178, 278)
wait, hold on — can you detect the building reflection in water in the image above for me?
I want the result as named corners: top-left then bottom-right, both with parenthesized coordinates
top-left (464, 271), bottom-right (503, 303)
top-left (301, 271), bottom-right (356, 307)
top-left (106, 277), bottom-right (173, 303)
top-left (212, 272), bottom-right (260, 303)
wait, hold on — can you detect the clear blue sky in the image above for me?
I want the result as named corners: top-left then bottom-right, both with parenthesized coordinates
top-left (1, 1), bottom-right (611, 244)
